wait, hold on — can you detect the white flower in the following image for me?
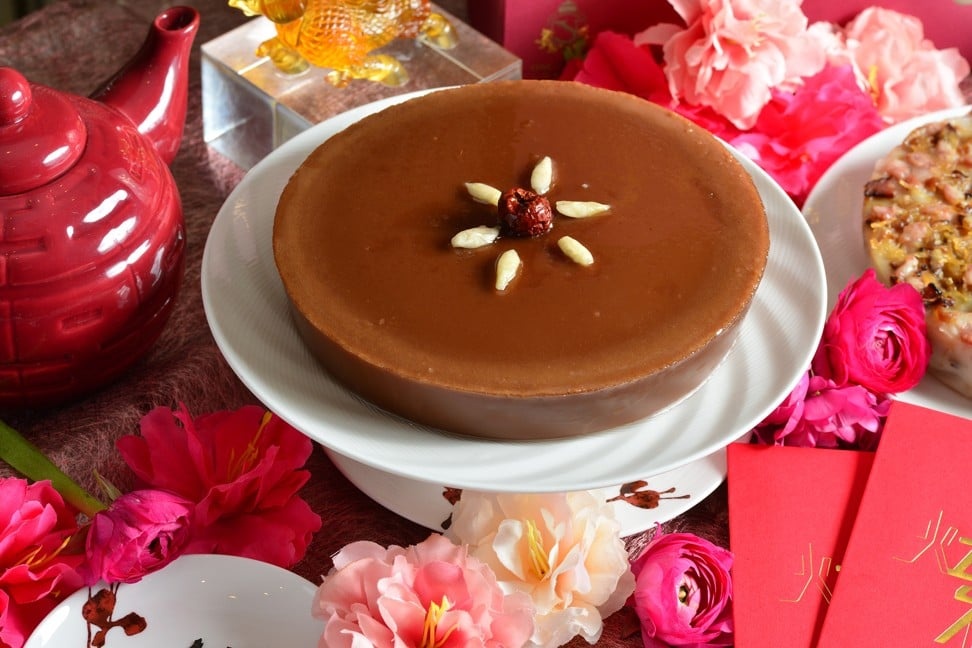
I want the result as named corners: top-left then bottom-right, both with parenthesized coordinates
top-left (445, 491), bottom-right (635, 647)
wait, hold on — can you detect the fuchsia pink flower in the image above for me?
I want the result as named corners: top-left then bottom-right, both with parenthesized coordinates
top-left (116, 405), bottom-right (322, 568)
top-left (313, 533), bottom-right (535, 648)
top-left (812, 269), bottom-right (930, 396)
top-left (730, 64), bottom-right (884, 206)
top-left (629, 531), bottom-right (733, 647)
top-left (752, 371), bottom-right (890, 449)
top-left (0, 479), bottom-right (84, 648)
top-left (82, 490), bottom-right (193, 585)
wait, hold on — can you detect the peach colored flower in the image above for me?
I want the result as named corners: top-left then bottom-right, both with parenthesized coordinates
top-left (833, 7), bottom-right (970, 124)
top-left (313, 533), bottom-right (534, 648)
top-left (446, 491), bottom-right (634, 647)
top-left (116, 404), bottom-right (322, 568)
top-left (635, 0), bottom-right (827, 129)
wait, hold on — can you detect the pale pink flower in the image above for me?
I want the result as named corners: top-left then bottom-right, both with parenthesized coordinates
top-left (833, 7), bottom-right (970, 124)
top-left (630, 531), bottom-right (733, 647)
top-left (752, 372), bottom-right (890, 449)
top-left (0, 479), bottom-right (84, 647)
top-left (730, 64), bottom-right (884, 205)
top-left (313, 533), bottom-right (535, 648)
top-left (82, 490), bottom-right (193, 585)
top-left (116, 405), bottom-right (322, 568)
top-left (635, 0), bottom-right (827, 129)
top-left (446, 491), bottom-right (634, 647)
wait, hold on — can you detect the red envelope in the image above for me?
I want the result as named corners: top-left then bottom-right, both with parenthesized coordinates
top-left (727, 443), bottom-right (874, 647)
top-left (816, 401), bottom-right (972, 646)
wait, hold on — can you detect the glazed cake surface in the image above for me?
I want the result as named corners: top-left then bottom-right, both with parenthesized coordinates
top-left (273, 80), bottom-right (769, 439)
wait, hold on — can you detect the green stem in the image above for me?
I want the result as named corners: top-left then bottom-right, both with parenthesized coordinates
top-left (0, 419), bottom-right (106, 517)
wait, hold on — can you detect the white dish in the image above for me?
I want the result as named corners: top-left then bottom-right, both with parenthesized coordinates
top-left (803, 106), bottom-right (972, 420)
top-left (326, 446), bottom-right (727, 536)
top-left (201, 89), bottom-right (827, 493)
top-left (25, 554), bottom-right (322, 648)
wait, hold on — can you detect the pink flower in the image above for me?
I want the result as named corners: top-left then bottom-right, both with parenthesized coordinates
top-left (116, 405), bottom-right (322, 568)
top-left (730, 64), bottom-right (884, 206)
top-left (312, 533), bottom-right (535, 648)
top-left (812, 269), bottom-right (930, 395)
top-left (629, 531), bottom-right (733, 647)
top-left (445, 491), bottom-right (635, 646)
top-left (635, 0), bottom-right (827, 129)
top-left (835, 7), bottom-right (970, 124)
top-left (82, 490), bottom-right (193, 585)
top-left (565, 31), bottom-right (743, 144)
top-left (752, 371), bottom-right (890, 449)
top-left (0, 479), bottom-right (84, 647)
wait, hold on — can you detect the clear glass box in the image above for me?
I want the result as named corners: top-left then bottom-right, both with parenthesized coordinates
top-left (201, 7), bottom-right (522, 169)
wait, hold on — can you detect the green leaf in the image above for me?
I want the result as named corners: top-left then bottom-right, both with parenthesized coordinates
top-left (0, 419), bottom-right (106, 517)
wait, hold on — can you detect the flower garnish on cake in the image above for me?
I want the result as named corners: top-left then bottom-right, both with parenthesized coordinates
top-left (450, 156), bottom-right (610, 290)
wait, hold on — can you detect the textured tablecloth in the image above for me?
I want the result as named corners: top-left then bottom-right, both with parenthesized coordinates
top-left (0, 2), bottom-right (730, 646)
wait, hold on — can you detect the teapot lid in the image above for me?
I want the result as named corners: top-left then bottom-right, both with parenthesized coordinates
top-left (0, 67), bottom-right (86, 195)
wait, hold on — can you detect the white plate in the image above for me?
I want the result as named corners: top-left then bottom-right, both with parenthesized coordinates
top-left (803, 106), bottom-right (972, 420)
top-left (25, 554), bottom-right (322, 648)
top-left (326, 447), bottom-right (727, 536)
top-left (201, 89), bottom-right (827, 493)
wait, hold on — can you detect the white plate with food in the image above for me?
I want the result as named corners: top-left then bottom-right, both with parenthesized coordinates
top-left (803, 106), bottom-right (972, 419)
top-left (25, 554), bottom-right (322, 648)
top-left (201, 90), bottom-right (827, 493)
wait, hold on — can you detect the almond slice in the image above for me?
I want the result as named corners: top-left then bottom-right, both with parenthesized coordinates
top-left (555, 200), bottom-right (610, 218)
top-left (465, 182), bottom-right (502, 206)
top-left (495, 249), bottom-right (521, 291)
top-left (530, 156), bottom-right (553, 195)
top-left (557, 236), bottom-right (594, 266)
top-left (451, 226), bottom-right (501, 249)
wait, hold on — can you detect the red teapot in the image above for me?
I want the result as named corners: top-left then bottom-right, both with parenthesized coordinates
top-left (0, 6), bottom-right (199, 408)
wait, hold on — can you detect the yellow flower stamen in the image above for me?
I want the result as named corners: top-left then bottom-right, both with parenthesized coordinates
top-left (421, 596), bottom-right (456, 648)
top-left (526, 519), bottom-right (550, 579)
top-left (866, 64), bottom-right (881, 104)
top-left (19, 534), bottom-right (73, 570)
top-left (227, 410), bottom-right (272, 480)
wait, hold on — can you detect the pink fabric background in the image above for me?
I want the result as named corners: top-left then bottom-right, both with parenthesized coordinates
top-left (0, 2), bottom-right (729, 646)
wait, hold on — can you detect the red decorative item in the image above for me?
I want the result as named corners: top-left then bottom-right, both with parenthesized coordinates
top-left (0, 6), bottom-right (199, 408)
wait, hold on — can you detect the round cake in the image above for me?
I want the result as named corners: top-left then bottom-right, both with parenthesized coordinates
top-left (274, 80), bottom-right (769, 440)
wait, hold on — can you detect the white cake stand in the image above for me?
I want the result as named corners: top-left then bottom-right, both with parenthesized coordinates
top-left (201, 91), bottom-right (826, 522)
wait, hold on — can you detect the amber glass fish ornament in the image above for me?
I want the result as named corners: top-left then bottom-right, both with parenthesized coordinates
top-left (229, 0), bottom-right (458, 87)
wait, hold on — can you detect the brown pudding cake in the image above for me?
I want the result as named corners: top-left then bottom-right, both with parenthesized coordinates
top-left (273, 80), bottom-right (769, 440)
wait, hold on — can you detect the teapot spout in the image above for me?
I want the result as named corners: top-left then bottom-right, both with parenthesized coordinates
top-left (90, 6), bottom-right (200, 165)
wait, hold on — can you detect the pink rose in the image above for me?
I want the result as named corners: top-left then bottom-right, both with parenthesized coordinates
top-left (812, 269), bottom-right (930, 395)
top-left (313, 533), bottom-right (535, 648)
top-left (730, 64), bottom-right (884, 206)
top-left (629, 531), bottom-right (733, 647)
top-left (752, 371), bottom-right (890, 449)
top-left (635, 0), bottom-right (827, 129)
top-left (837, 8), bottom-right (970, 124)
top-left (0, 479), bottom-right (84, 646)
top-left (116, 405), bottom-right (322, 568)
top-left (82, 489), bottom-right (193, 585)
